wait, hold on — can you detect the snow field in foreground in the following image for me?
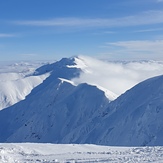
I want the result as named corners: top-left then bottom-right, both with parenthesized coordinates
top-left (0, 143), bottom-right (163, 163)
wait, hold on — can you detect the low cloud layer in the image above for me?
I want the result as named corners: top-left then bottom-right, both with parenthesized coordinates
top-left (0, 33), bottom-right (15, 38)
top-left (72, 56), bottom-right (163, 97)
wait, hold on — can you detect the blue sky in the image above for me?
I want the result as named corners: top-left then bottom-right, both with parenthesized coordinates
top-left (0, 0), bottom-right (163, 61)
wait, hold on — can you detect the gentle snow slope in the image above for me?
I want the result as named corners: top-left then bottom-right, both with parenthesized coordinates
top-left (0, 143), bottom-right (163, 163)
top-left (0, 61), bottom-right (50, 110)
top-left (0, 73), bottom-right (49, 110)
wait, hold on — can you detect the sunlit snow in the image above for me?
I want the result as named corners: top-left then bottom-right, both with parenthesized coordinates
top-left (0, 61), bottom-right (50, 110)
top-left (0, 143), bottom-right (163, 163)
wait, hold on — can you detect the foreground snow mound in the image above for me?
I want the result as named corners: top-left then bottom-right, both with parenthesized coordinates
top-left (0, 143), bottom-right (163, 163)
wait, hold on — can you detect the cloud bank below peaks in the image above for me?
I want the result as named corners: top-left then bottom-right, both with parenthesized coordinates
top-left (71, 56), bottom-right (163, 99)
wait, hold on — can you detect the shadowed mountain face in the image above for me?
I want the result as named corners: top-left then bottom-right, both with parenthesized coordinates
top-left (0, 57), bottom-right (163, 146)
top-left (79, 75), bottom-right (163, 146)
top-left (0, 57), bottom-right (109, 143)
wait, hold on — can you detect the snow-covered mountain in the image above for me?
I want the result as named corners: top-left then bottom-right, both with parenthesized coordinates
top-left (0, 57), bottom-right (109, 143)
top-left (1, 56), bottom-right (163, 110)
top-left (0, 61), bottom-right (51, 110)
top-left (69, 75), bottom-right (163, 146)
top-left (0, 56), bottom-right (163, 146)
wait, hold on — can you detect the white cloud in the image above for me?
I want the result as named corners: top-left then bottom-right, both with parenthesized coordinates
top-left (157, 0), bottom-right (163, 2)
top-left (134, 28), bottom-right (163, 33)
top-left (72, 56), bottom-right (163, 98)
top-left (21, 53), bottom-right (38, 57)
top-left (13, 10), bottom-right (163, 28)
top-left (18, 53), bottom-right (40, 60)
top-left (92, 31), bottom-right (116, 35)
top-left (0, 33), bottom-right (15, 38)
top-left (102, 40), bottom-right (163, 60)
top-left (107, 40), bottom-right (163, 51)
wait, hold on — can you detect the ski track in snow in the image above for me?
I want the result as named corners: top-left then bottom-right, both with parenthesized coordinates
top-left (0, 144), bottom-right (163, 163)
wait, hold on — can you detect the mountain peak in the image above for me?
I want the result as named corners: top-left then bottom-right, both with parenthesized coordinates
top-left (34, 57), bottom-right (78, 75)
top-left (86, 74), bottom-right (163, 146)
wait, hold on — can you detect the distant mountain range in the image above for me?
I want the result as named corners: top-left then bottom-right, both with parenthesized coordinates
top-left (0, 56), bottom-right (162, 146)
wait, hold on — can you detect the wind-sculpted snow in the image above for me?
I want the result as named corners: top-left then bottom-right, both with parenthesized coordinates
top-left (0, 143), bottom-right (163, 163)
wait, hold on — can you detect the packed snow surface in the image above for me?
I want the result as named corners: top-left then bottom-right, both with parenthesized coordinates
top-left (0, 143), bottom-right (163, 163)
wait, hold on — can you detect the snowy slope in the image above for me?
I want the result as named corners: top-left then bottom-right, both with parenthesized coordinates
top-left (0, 143), bottom-right (163, 163)
top-left (74, 75), bottom-right (163, 146)
top-left (102, 75), bottom-right (163, 146)
top-left (0, 73), bottom-right (49, 110)
top-left (0, 57), bottom-right (109, 143)
top-left (0, 62), bottom-right (50, 110)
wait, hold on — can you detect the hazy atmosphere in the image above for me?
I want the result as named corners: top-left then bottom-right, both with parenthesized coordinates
top-left (1, 0), bottom-right (163, 61)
